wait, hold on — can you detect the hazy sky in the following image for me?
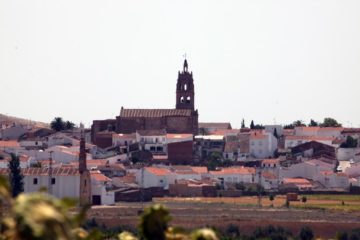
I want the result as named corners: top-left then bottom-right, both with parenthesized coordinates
top-left (1, 0), bottom-right (360, 128)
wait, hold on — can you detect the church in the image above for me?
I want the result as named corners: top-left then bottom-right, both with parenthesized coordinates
top-left (91, 59), bottom-right (199, 144)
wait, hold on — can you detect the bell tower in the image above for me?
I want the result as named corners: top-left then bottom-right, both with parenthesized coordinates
top-left (79, 129), bottom-right (91, 206)
top-left (176, 59), bottom-right (195, 110)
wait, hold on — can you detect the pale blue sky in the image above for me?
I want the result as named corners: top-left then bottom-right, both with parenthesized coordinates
top-left (1, 0), bottom-right (360, 128)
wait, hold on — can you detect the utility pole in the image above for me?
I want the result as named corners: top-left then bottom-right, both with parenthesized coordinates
top-left (48, 151), bottom-right (53, 195)
top-left (257, 167), bottom-right (262, 208)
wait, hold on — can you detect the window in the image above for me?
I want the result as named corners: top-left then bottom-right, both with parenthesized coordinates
top-left (33, 178), bottom-right (38, 185)
top-left (159, 179), bottom-right (164, 183)
top-left (51, 178), bottom-right (56, 185)
top-left (156, 146), bottom-right (163, 152)
top-left (150, 146), bottom-right (156, 151)
top-left (251, 141), bottom-right (255, 146)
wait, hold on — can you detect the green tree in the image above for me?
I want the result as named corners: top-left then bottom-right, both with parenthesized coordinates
top-left (225, 224), bottom-right (240, 238)
top-left (269, 194), bottom-right (275, 202)
top-left (65, 121), bottom-right (75, 130)
top-left (241, 119), bottom-right (245, 129)
top-left (8, 153), bottom-right (24, 198)
top-left (321, 117), bottom-right (342, 127)
top-left (273, 128), bottom-right (278, 139)
top-left (299, 226), bottom-right (314, 240)
top-left (250, 120), bottom-right (255, 129)
top-left (308, 119), bottom-right (318, 127)
top-left (293, 120), bottom-right (306, 127)
top-left (50, 117), bottom-right (66, 131)
top-left (140, 204), bottom-right (170, 240)
top-left (340, 136), bottom-right (358, 148)
top-left (283, 124), bottom-right (294, 129)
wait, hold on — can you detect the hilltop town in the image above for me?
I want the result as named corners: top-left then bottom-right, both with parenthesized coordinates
top-left (1, 60), bottom-right (360, 205)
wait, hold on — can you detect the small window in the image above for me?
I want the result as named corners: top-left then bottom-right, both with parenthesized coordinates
top-left (159, 179), bottom-right (164, 183)
top-left (51, 178), bottom-right (56, 185)
top-left (84, 179), bottom-right (87, 187)
top-left (33, 178), bottom-right (38, 185)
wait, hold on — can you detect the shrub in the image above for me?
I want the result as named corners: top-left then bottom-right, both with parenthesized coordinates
top-left (224, 224), bottom-right (240, 238)
top-left (299, 226), bottom-right (314, 240)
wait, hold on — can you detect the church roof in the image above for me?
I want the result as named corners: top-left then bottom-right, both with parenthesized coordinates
top-left (120, 108), bottom-right (192, 118)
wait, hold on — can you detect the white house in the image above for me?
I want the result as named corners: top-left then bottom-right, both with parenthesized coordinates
top-left (264, 125), bottom-right (283, 137)
top-left (280, 159), bottom-right (334, 180)
top-left (136, 167), bottom-right (176, 189)
top-left (170, 165), bottom-right (202, 181)
top-left (136, 130), bottom-right (167, 156)
top-left (314, 171), bottom-right (349, 189)
top-left (261, 171), bottom-right (279, 190)
top-left (112, 133), bottom-right (136, 148)
top-left (0, 140), bottom-right (22, 154)
top-left (249, 131), bottom-right (277, 159)
top-left (337, 148), bottom-right (360, 161)
top-left (21, 167), bottom-right (80, 199)
top-left (209, 167), bottom-right (256, 184)
top-left (0, 154), bottom-right (32, 168)
top-left (284, 136), bottom-right (335, 149)
top-left (90, 170), bottom-right (115, 205)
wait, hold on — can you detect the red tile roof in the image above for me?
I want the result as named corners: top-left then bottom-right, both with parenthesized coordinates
top-left (120, 108), bottom-right (192, 118)
top-left (145, 167), bottom-right (171, 176)
top-left (91, 170), bottom-right (111, 182)
top-left (262, 171), bottom-right (277, 179)
top-left (210, 167), bottom-right (255, 175)
top-left (166, 133), bottom-right (193, 139)
top-left (0, 167), bottom-right (81, 176)
top-left (318, 127), bottom-right (344, 131)
top-left (283, 178), bottom-right (311, 184)
top-left (262, 159), bottom-right (280, 165)
top-left (190, 166), bottom-right (208, 174)
top-left (0, 141), bottom-right (20, 148)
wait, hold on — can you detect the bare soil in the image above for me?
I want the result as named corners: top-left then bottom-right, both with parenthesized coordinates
top-left (87, 197), bottom-right (360, 239)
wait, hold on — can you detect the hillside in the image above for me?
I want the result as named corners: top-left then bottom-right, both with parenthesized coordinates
top-left (0, 113), bottom-right (49, 128)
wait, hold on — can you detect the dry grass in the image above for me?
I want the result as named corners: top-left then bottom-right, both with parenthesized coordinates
top-left (155, 194), bottom-right (360, 211)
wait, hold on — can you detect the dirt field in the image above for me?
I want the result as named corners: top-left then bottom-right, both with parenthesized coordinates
top-left (87, 195), bottom-right (360, 239)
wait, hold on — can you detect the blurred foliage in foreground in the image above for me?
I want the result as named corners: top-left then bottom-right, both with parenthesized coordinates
top-left (0, 176), bottom-right (217, 240)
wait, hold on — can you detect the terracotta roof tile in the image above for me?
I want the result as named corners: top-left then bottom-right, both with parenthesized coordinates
top-left (91, 170), bottom-right (111, 182)
top-left (0, 141), bottom-right (20, 148)
top-left (262, 171), bottom-right (277, 179)
top-left (120, 108), bottom-right (192, 118)
top-left (262, 159), bottom-right (280, 165)
top-left (210, 167), bottom-right (255, 175)
top-left (145, 167), bottom-right (171, 176)
top-left (20, 167), bottom-right (80, 176)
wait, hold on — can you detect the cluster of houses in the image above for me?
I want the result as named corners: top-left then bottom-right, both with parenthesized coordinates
top-left (1, 121), bottom-right (360, 205)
